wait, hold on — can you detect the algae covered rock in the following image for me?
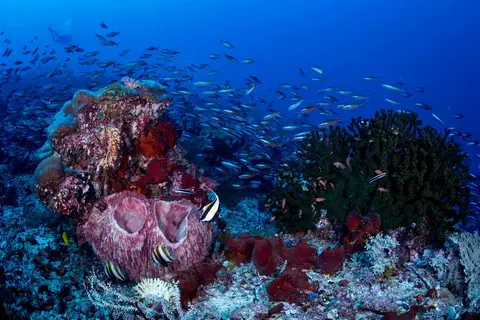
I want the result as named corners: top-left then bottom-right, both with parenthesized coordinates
top-left (267, 109), bottom-right (472, 242)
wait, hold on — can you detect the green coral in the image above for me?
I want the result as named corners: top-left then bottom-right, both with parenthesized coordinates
top-left (267, 109), bottom-right (472, 241)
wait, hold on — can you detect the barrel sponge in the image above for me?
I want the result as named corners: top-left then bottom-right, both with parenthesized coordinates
top-left (78, 191), bottom-right (214, 281)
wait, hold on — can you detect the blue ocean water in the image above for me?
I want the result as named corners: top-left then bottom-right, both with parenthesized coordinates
top-left (2, 0), bottom-right (480, 318)
top-left (2, 0), bottom-right (479, 126)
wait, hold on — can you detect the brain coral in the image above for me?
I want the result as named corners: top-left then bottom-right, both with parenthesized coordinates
top-left (33, 157), bottom-right (65, 202)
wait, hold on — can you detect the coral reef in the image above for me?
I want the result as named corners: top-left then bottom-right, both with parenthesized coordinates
top-left (32, 80), bottom-right (217, 281)
top-left (2, 161), bottom-right (479, 319)
top-left (267, 109), bottom-right (473, 243)
top-left (3, 81), bottom-right (479, 319)
top-left (0, 171), bottom-right (96, 319)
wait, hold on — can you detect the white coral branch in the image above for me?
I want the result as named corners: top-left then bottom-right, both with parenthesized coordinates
top-left (365, 233), bottom-right (399, 276)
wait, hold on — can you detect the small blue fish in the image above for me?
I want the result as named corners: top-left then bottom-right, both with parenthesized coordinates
top-left (220, 39), bottom-right (234, 49)
top-left (172, 188), bottom-right (195, 195)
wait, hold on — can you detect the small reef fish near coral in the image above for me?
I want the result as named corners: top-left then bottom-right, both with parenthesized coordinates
top-left (1, 2), bottom-right (480, 320)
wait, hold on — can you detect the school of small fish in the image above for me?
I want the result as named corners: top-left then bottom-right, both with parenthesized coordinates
top-left (0, 22), bottom-right (479, 196)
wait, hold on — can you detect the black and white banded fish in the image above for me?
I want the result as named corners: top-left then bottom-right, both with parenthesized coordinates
top-left (152, 244), bottom-right (175, 266)
top-left (104, 261), bottom-right (128, 281)
top-left (200, 188), bottom-right (220, 222)
top-left (368, 172), bottom-right (387, 184)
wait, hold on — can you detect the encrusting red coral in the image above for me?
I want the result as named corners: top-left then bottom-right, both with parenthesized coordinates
top-left (317, 246), bottom-right (345, 275)
top-left (345, 211), bottom-right (363, 233)
top-left (146, 159), bottom-right (169, 183)
top-left (226, 234), bottom-right (348, 304)
top-left (138, 130), bottom-right (159, 157)
top-left (175, 262), bottom-right (222, 308)
top-left (225, 234), bottom-right (259, 264)
top-left (267, 269), bottom-right (312, 304)
top-left (252, 238), bottom-right (285, 276)
top-left (286, 242), bottom-right (320, 270)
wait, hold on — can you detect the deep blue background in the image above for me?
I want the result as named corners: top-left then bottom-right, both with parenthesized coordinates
top-left (1, 0), bottom-right (479, 161)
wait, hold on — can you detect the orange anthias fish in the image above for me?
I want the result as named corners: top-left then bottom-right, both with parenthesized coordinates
top-left (375, 169), bottom-right (383, 175)
top-left (300, 106), bottom-right (318, 114)
top-left (282, 198), bottom-right (286, 209)
top-left (378, 187), bottom-right (389, 192)
top-left (333, 162), bottom-right (346, 169)
top-left (315, 197), bottom-right (326, 202)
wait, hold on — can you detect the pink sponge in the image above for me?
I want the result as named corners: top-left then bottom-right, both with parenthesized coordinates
top-left (79, 191), bottom-right (213, 281)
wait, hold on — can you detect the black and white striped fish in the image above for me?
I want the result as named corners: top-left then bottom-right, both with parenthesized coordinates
top-left (104, 261), bottom-right (127, 281)
top-left (152, 244), bottom-right (175, 266)
top-left (200, 188), bottom-right (220, 222)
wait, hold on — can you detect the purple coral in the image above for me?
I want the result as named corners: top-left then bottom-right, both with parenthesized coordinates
top-left (79, 191), bottom-right (213, 281)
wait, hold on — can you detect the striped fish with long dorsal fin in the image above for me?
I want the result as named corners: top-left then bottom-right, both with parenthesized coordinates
top-left (200, 188), bottom-right (220, 222)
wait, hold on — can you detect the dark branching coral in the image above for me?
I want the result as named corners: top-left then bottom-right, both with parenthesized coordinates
top-left (267, 109), bottom-right (472, 241)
